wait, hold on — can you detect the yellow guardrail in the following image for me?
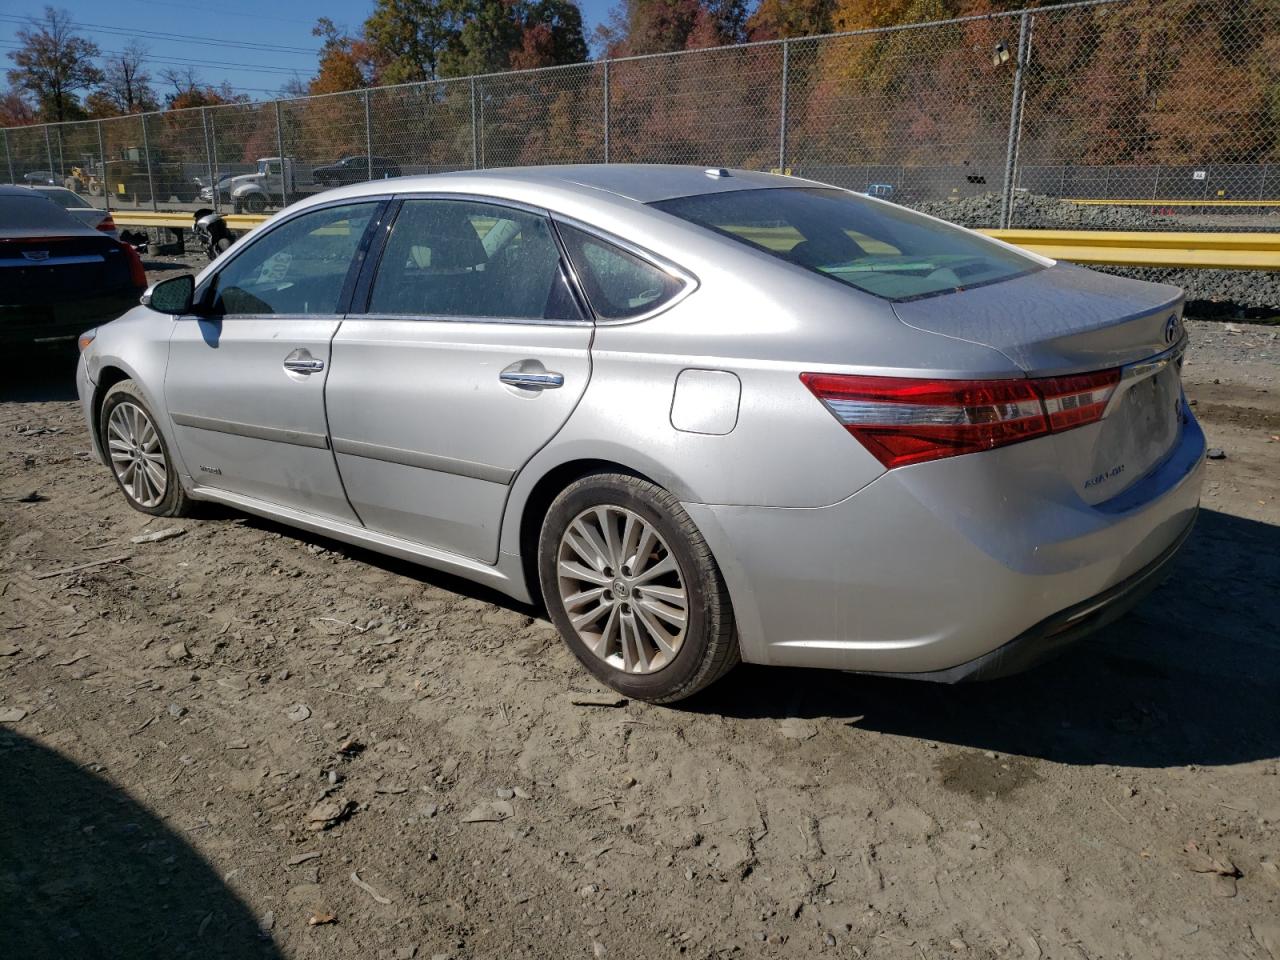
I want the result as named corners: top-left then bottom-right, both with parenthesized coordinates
top-left (110, 212), bottom-right (1279, 271)
top-left (112, 211), bottom-right (268, 231)
top-left (1063, 198), bottom-right (1280, 207)
top-left (983, 229), bottom-right (1280, 270)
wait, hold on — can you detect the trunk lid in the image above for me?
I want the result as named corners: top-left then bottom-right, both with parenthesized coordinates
top-left (892, 264), bottom-right (1187, 505)
top-left (0, 235), bottom-right (134, 306)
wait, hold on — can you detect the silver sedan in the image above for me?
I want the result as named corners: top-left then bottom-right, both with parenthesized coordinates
top-left (75, 165), bottom-right (1204, 702)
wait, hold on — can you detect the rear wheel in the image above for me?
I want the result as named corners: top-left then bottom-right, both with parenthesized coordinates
top-left (538, 473), bottom-right (738, 703)
top-left (100, 380), bottom-right (194, 517)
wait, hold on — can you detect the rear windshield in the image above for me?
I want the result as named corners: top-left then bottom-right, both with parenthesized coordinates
top-left (37, 188), bottom-right (88, 209)
top-left (652, 187), bottom-right (1040, 301)
top-left (0, 194), bottom-right (86, 232)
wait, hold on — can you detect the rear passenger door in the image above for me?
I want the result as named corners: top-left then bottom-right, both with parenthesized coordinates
top-left (325, 196), bottom-right (592, 563)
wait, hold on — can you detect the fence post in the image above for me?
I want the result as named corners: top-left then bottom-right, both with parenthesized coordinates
top-left (140, 113), bottom-right (157, 211)
top-left (602, 60), bottom-right (610, 164)
top-left (998, 12), bottom-right (1031, 229)
top-left (44, 125), bottom-right (55, 178)
top-left (274, 100), bottom-right (287, 207)
top-left (55, 127), bottom-right (65, 182)
top-left (364, 90), bottom-right (373, 179)
top-left (203, 108), bottom-right (218, 214)
top-left (778, 39), bottom-right (790, 173)
top-left (2, 128), bottom-right (12, 184)
top-left (96, 120), bottom-right (109, 212)
top-left (470, 78), bottom-right (478, 170)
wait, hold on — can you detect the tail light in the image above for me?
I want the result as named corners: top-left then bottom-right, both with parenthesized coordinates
top-left (97, 214), bottom-right (116, 233)
top-left (801, 369), bottom-right (1120, 469)
top-left (117, 240), bottom-right (147, 288)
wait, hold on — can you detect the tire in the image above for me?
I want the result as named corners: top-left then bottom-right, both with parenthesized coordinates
top-left (538, 473), bottom-right (738, 703)
top-left (243, 194), bottom-right (267, 214)
top-left (99, 380), bottom-right (194, 518)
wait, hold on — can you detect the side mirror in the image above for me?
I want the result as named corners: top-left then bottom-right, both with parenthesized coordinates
top-left (142, 274), bottom-right (195, 315)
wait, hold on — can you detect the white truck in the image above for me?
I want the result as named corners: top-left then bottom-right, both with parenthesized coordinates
top-left (199, 157), bottom-right (323, 214)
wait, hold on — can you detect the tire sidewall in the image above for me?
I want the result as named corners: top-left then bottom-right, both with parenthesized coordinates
top-left (538, 475), bottom-right (714, 701)
top-left (99, 382), bottom-right (183, 517)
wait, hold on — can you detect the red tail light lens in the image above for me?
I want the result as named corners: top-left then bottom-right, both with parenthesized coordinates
top-left (97, 214), bottom-right (116, 232)
top-left (801, 369), bottom-right (1120, 469)
top-left (1038, 369), bottom-right (1121, 431)
top-left (117, 240), bottom-right (146, 288)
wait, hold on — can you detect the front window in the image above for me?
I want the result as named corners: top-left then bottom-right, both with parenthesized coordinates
top-left (206, 201), bottom-right (375, 316)
top-left (652, 187), bottom-right (1040, 302)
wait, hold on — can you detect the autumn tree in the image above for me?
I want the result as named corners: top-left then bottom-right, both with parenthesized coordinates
top-left (85, 42), bottom-right (158, 117)
top-left (362, 0), bottom-right (470, 83)
top-left (5, 6), bottom-right (103, 122)
top-left (596, 0), bottom-right (748, 57)
top-left (0, 87), bottom-right (38, 126)
top-left (746, 0), bottom-right (836, 41)
top-left (159, 67), bottom-right (248, 110)
top-left (309, 18), bottom-right (373, 94)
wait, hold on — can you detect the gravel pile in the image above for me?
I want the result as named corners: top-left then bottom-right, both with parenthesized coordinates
top-left (911, 193), bottom-right (1280, 315)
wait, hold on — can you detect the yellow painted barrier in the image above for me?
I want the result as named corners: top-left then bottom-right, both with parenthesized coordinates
top-left (982, 229), bottom-right (1280, 270)
top-left (111, 211), bottom-right (268, 231)
top-left (109, 212), bottom-right (1280, 271)
top-left (1062, 198), bottom-right (1280, 207)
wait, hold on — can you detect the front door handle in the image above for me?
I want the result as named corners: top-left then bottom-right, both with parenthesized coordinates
top-left (283, 352), bottom-right (325, 374)
top-left (499, 370), bottom-right (564, 390)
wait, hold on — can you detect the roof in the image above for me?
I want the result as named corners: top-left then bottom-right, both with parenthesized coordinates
top-left (423, 164), bottom-right (799, 204)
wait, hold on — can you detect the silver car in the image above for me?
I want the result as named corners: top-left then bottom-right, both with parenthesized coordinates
top-left (75, 165), bottom-right (1204, 702)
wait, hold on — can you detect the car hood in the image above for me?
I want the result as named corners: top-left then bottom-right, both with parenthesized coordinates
top-left (892, 263), bottom-right (1184, 376)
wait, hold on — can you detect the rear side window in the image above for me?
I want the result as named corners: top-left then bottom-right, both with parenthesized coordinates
top-left (208, 201), bottom-right (374, 316)
top-left (366, 199), bottom-right (581, 322)
top-left (652, 187), bottom-right (1040, 302)
top-left (556, 224), bottom-right (685, 321)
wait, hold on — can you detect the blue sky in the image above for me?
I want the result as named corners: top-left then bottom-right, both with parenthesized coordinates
top-left (1, 0), bottom-right (618, 102)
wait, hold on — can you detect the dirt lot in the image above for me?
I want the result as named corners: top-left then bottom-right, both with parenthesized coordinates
top-left (1, 306), bottom-right (1278, 960)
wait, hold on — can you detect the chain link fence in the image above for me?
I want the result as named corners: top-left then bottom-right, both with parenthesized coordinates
top-left (3, 0), bottom-right (1276, 232)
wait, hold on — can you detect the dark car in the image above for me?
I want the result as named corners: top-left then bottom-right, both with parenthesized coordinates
top-left (22, 170), bottom-right (59, 185)
top-left (0, 185), bottom-right (146, 349)
top-left (313, 155), bottom-right (401, 187)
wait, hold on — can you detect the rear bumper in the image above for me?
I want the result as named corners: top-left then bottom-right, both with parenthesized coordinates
top-left (875, 508), bottom-right (1196, 682)
top-left (0, 290), bottom-right (140, 347)
top-left (684, 411), bottom-right (1206, 678)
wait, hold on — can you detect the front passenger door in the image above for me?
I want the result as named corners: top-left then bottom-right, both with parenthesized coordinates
top-left (164, 200), bottom-right (380, 520)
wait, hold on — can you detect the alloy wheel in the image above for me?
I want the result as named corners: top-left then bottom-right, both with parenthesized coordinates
top-left (556, 505), bottom-right (689, 674)
top-left (106, 401), bottom-right (168, 508)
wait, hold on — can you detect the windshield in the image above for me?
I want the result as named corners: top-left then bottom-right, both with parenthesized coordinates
top-left (652, 187), bottom-right (1040, 301)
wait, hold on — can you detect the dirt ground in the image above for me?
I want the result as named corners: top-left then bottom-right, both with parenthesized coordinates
top-left (1, 306), bottom-right (1278, 960)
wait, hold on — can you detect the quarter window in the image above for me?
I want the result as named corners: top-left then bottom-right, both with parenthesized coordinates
top-left (366, 199), bottom-right (581, 322)
top-left (556, 224), bottom-right (685, 321)
top-left (207, 202), bottom-right (375, 316)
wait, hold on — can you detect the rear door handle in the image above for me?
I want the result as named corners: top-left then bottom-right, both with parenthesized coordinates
top-left (499, 370), bottom-right (564, 389)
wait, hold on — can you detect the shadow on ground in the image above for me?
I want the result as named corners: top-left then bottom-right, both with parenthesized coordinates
top-left (0, 351), bottom-right (79, 403)
top-left (691, 508), bottom-right (1280, 769)
top-left (0, 728), bottom-right (281, 959)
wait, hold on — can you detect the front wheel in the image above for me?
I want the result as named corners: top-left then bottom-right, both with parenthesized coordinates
top-left (99, 380), bottom-right (194, 517)
top-left (242, 194), bottom-right (267, 214)
top-left (538, 473), bottom-right (738, 703)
